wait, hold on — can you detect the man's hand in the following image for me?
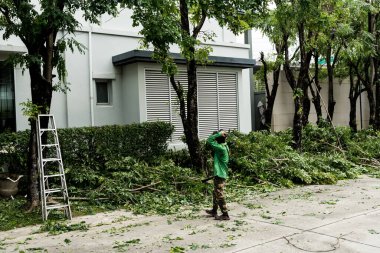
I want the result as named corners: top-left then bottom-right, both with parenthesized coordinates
top-left (220, 130), bottom-right (227, 137)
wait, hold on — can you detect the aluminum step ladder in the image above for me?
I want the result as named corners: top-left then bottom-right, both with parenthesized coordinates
top-left (37, 114), bottom-right (72, 221)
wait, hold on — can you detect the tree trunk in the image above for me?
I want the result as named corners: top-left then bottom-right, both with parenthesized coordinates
top-left (26, 56), bottom-right (53, 210)
top-left (348, 66), bottom-right (358, 132)
top-left (310, 52), bottom-right (323, 125)
top-left (178, 0), bottom-right (203, 171)
top-left (291, 23), bottom-right (313, 150)
top-left (373, 14), bottom-right (380, 129)
top-left (366, 10), bottom-right (377, 127)
top-left (185, 59), bottom-right (203, 171)
top-left (293, 95), bottom-right (303, 149)
top-left (302, 84), bottom-right (310, 126)
top-left (263, 67), bottom-right (281, 131)
top-left (367, 88), bottom-right (376, 126)
top-left (26, 122), bottom-right (39, 211)
top-left (375, 65), bottom-right (380, 129)
top-left (349, 97), bottom-right (358, 132)
top-left (326, 44), bottom-right (335, 123)
top-left (260, 51), bottom-right (281, 131)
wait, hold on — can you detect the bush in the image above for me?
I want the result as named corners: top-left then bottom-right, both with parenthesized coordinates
top-left (226, 126), bottom-right (365, 187)
top-left (0, 121), bottom-right (174, 187)
top-left (0, 130), bottom-right (30, 175)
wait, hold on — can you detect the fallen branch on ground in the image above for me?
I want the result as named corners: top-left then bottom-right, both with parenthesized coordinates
top-left (128, 181), bottom-right (162, 192)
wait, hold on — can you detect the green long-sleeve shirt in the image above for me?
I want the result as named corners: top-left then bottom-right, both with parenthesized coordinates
top-left (207, 132), bottom-right (229, 179)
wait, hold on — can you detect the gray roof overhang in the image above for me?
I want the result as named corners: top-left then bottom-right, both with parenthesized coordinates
top-left (112, 50), bottom-right (256, 69)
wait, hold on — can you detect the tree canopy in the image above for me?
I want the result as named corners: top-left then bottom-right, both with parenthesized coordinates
top-left (0, 0), bottom-right (120, 210)
top-left (125, 0), bottom-right (267, 169)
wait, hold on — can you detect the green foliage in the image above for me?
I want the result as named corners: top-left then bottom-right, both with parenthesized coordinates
top-left (0, 198), bottom-right (41, 231)
top-left (0, 130), bottom-right (29, 175)
top-left (227, 125), bottom-right (368, 187)
top-left (128, 0), bottom-right (264, 75)
top-left (20, 100), bottom-right (46, 120)
top-left (38, 221), bottom-right (89, 235)
top-left (3, 122), bottom-right (380, 232)
top-left (0, 121), bottom-right (173, 178)
top-left (93, 158), bottom-right (209, 214)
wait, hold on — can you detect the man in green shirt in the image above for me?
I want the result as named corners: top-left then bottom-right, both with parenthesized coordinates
top-left (205, 130), bottom-right (230, 220)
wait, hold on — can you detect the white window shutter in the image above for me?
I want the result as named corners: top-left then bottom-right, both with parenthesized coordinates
top-left (218, 73), bottom-right (238, 131)
top-left (198, 72), bottom-right (219, 140)
top-left (145, 70), bottom-right (170, 123)
top-left (146, 69), bottom-right (238, 142)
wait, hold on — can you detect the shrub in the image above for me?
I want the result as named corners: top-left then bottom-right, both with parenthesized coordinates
top-left (0, 130), bottom-right (29, 175)
top-left (226, 127), bottom-right (365, 187)
top-left (0, 121), bottom-right (174, 187)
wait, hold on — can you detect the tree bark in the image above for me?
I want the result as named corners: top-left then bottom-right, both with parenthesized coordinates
top-left (178, 0), bottom-right (203, 171)
top-left (348, 65), bottom-right (358, 132)
top-left (26, 43), bottom-right (54, 210)
top-left (366, 10), bottom-right (377, 127)
top-left (291, 23), bottom-right (313, 150)
top-left (326, 44), bottom-right (335, 122)
top-left (375, 63), bottom-right (380, 129)
top-left (26, 122), bottom-right (39, 211)
top-left (260, 51), bottom-right (281, 131)
top-left (310, 52), bottom-right (322, 125)
top-left (373, 12), bottom-right (380, 130)
top-left (302, 84), bottom-right (310, 126)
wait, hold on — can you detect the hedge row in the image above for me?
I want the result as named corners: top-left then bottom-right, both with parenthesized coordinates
top-left (0, 121), bottom-right (174, 179)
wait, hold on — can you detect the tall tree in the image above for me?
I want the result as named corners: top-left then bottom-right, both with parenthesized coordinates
top-left (253, 0), bottom-right (293, 131)
top-left (280, 0), bottom-right (320, 150)
top-left (368, 0), bottom-right (380, 130)
top-left (317, 0), bottom-right (348, 123)
top-left (126, 0), bottom-right (266, 170)
top-left (256, 50), bottom-right (283, 131)
top-left (331, 0), bottom-right (377, 131)
top-left (309, 49), bottom-right (323, 125)
top-left (0, 0), bottom-right (119, 210)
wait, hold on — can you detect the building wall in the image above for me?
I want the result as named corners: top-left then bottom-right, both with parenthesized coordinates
top-left (0, 6), bottom-right (252, 133)
top-left (139, 63), bottom-right (251, 134)
top-left (121, 63), bottom-right (140, 124)
top-left (272, 71), bottom-right (370, 131)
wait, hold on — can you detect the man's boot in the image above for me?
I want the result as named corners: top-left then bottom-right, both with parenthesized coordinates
top-left (205, 209), bottom-right (217, 217)
top-left (215, 212), bottom-right (230, 221)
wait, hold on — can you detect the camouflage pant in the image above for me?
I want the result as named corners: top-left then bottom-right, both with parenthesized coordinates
top-left (212, 176), bottom-right (228, 213)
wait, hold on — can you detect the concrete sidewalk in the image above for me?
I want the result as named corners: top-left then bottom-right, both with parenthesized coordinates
top-left (1, 176), bottom-right (380, 253)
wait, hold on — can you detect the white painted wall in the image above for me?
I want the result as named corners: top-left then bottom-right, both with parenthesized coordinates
top-left (272, 71), bottom-right (370, 131)
top-left (0, 5), bottom-right (253, 134)
top-left (121, 63), bottom-right (140, 124)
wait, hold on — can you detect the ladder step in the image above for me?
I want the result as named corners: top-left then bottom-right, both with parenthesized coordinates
top-left (45, 188), bottom-right (64, 194)
top-left (42, 144), bottom-right (59, 147)
top-left (40, 128), bottom-right (56, 132)
top-left (42, 158), bottom-right (61, 162)
top-left (46, 203), bottom-right (70, 210)
top-left (44, 174), bottom-right (64, 178)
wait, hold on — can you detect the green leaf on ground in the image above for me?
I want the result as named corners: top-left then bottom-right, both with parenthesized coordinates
top-left (368, 229), bottom-right (379, 234)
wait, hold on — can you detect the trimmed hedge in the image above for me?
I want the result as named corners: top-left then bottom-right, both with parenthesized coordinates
top-left (0, 121), bottom-right (174, 181)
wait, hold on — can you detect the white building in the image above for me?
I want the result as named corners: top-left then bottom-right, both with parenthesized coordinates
top-left (0, 8), bottom-right (255, 145)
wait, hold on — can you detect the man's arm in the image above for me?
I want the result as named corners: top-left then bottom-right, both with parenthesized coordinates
top-left (207, 131), bottom-right (227, 151)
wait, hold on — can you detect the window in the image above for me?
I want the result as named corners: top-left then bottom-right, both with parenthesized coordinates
top-left (96, 80), bottom-right (112, 105)
top-left (0, 62), bottom-right (16, 133)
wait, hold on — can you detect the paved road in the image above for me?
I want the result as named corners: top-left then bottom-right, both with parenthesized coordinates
top-left (1, 176), bottom-right (380, 252)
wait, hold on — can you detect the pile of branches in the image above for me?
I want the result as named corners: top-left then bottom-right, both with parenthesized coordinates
top-left (227, 124), bottom-right (380, 187)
